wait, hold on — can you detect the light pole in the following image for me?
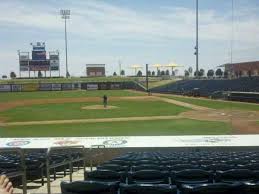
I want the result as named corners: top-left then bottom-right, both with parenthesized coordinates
top-left (60, 9), bottom-right (70, 78)
top-left (194, 0), bottom-right (199, 78)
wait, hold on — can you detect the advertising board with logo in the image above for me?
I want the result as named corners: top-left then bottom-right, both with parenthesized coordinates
top-left (22, 83), bottom-right (39, 92)
top-left (52, 83), bottom-right (62, 91)
top-left (39, 83), bottom-right (52, 91)
top-left (61, 83), bottom-right (73, 90)
top-left (87, 84), bottom-right (98, 90)
top-left (11, 84), bottom-right (22, 92)
top-left (0, 84), bottom-right (11, 92)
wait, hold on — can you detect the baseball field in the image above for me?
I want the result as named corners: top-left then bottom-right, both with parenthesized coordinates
top-left (1, 90), bottom-right (259, 137)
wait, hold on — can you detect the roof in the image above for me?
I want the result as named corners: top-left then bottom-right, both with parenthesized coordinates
top-left (86, 64), bottom-right (105, 68)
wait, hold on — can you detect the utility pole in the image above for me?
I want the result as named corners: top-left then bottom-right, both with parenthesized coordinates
top-left (60, 9), bottom-right (70, 78)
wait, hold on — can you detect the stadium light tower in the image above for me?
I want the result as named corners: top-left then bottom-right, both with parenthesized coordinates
top-left (60, 9), bottom-right (70, 78)
top-left (194, 0), bottom-right (199, 77)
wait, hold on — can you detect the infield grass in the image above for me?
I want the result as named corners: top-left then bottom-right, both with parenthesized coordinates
top-left (0, 119), bottom-right (232, 137)
top-left (164, 95), bottom-right (259, 111)
top-left (0, 90), bottom-right (143, 102)
top-left (1, 101), bottom-right (189, 122)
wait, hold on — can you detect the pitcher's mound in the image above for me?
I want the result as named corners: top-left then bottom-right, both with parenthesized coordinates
top-left (81, 105), bottom-right (119, 110)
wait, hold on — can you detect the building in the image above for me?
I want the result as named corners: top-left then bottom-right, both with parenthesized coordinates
top-left (86, 64), bottom-right (105, 77)
top-left (223, 61), bottom-right (259, 78)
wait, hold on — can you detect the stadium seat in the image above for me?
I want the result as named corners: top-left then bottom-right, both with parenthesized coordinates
top-left (60, 180), bottom-right (119, 194)
top-left (215, 169), bottom-right (256, 183)
top-left (180, 182), bottom-right (243, 194)
top-left (169, 164), bottom-right (200, 172)
top-left (132, 164), bottom-right (163, 171)
top-left (128, 170), bottom-right (169, 184)
top-left (172, 169), bottom-right (213, 186)
top-left (85, 170), bottom-right (126, 183)
top-left (97, 164), bottom-right (129, 172)
top-left (242, 182), bottom-right (259, 194)
top-left (120, 183), bottom-right (177, 194)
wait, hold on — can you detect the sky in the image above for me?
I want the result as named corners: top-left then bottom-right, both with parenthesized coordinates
top-left (0, 0), bottom-right (259, 77)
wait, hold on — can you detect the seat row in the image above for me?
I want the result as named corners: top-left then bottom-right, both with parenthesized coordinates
top-left (61, 180), bottom-right (259, 194)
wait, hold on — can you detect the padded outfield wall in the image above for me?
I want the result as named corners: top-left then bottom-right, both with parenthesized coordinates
top-left (0, 81), bottom-right (145, 92)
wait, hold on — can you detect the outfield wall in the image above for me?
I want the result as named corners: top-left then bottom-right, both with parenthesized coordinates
top-left (0, 81), bottom-right (145, 92)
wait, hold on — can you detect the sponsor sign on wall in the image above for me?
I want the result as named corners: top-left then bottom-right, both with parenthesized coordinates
top-left (0, 84), bottom-right (11, 92)
top-left (62, 83), bottom-right (73, 90)
top-left (39, 83), bottom-right (52, 91)
top-left (11, 85), bottom-right (22, 92)
top-left (1, 135), bottom-right (259, 148)
top-left (73, 83), bottom-right (81, 90)
top-left (22, 83), bottom-right (39, 92)
top-left (29, 60), bottom-right (50, 71)
top-left (111, 83), bottom-right (121, 90)
top-left (32, 51), bottom-right (46, 61)
top-left (52, 83), bottom-right (62, 91)
top-left (87, 84), bottom-right (98, 90)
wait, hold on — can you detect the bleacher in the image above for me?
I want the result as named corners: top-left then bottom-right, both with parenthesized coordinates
top-left (151, 77), bottom-right (259, 97)
top-left (2, 147), bottom-right (259, 194)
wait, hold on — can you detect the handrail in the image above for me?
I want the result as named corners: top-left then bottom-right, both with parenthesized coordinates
top-left (46, 145), bottom-right (85, 194)
top-left (0, 147), bottom-right (27, 194)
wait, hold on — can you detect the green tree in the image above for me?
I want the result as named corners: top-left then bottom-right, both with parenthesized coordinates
top-left (207, 69), bottom-right (214, 78)
top-left (137, 70), bottom-right (142, 77)
top-left (38, 71), bottom-right (43, 78)
top-left (10, 71), bottom-right (16, 79)
top-left (151, 71), bottom-right (155, 76)
top-left (215, 68), bottom-right (223, 78)
top-left (120, 70), bottom-right (125, 76)
top-left (113, 72), bottom-right (117, 76)
top-left (165, 69), bottom-right (170, 75)
top-left (184, 70), bottom-right (190, 77)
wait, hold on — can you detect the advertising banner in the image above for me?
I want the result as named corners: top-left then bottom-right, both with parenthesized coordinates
top-left (49, 54), bottom-right (59, 71)
top-left (22, 83), bottom-right (39, 92)
top-left (29, 60), bottom-right (50, 71)
top-left (99, 83), bottom-right (109, 90)
top-left (11, 85), bottom-right (22, 92)
top-left (61, 83), bottom-right (73, 90)
top-left (39, 83), bottom-right (52, 91)
top-left (1, 135), bottom-right (259, 149)
top-left (52, 83), bottom-right (61, 91)
top-left (20, 60), bottom-right (29, 71)
top-left (32, 51), bottom-right (46, 61)
top-left (0, 84), bottom-right (11, 92)
top-left (87, 83), bottom-right (98, 90)
top-left (73, 83), bottom-right (81, 90)
top-left (111, 83), bottom-right (121, 90)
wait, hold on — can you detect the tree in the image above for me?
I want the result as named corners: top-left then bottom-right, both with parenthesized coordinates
top-left (147, 70), bottom-right (151, 76)
top-left (66, 71), bottom-right (70, 78)
top-left (165, 69), bottom-right (170, 76)
top-left (2, 75), bottom-right (7, 79)
top-left (184, 70), bottom-right (190, 77)
top-left (188, 67), bottom-right (193, 76)
top-left (161, 70), bottom-right (165, 76)
top-left (199, 69), bottom-right (205, 77)
top-left (157, 70), bottom-right (161, 76)
top-left (113, 72), bottom-right (117, 76)
top-left (137, 70), bottom-right (142, 77)
top-left (38, 71), bottom-right (43, 78)
top-left (224, 71), bottom-right (228, 78)
top-left (174, 69), bottom-right (178, 76)
top-left (194, 70), bottom-right (199, 77)
top-left (215, 68), bottom-right (223, 78)
top-left (151, 71), bottom-right (155, 76)
top-left (207, 69), bottom-right (214, 78)
top-left (120, 70), bottom-right (125, 76)
top-left (10, 71), bottom-right (16, 79)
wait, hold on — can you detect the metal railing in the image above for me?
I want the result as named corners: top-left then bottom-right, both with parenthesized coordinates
top-left (0, 147), bottom-right (27, 194)
top-left (45, 145), bottom-right (85, 194)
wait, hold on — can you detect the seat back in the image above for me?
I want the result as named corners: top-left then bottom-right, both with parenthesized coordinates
top-left (181, 183), bottom-right (243, 194)
top-left (173, 169), bottom-right (213, 185)
top-left (128, 170), bottom-right (169, 184)
top-left (120, 183), bottom-right (177, 194)
top-left (215, 169), bottom-right (255, 183)
top-left (60, 180), bottom-right (119, 194)
top-left (85, 170), bottom-right (125, 183)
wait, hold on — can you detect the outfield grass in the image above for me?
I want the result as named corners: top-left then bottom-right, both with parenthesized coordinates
top-left (0, 119), bottom-right (232, 137)
top-left (165, 95), bottom-right (259, 111)
top-left (0, 90), bottom-right (143, 102)
top-left (1, 101), bottom-right (189, 122)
